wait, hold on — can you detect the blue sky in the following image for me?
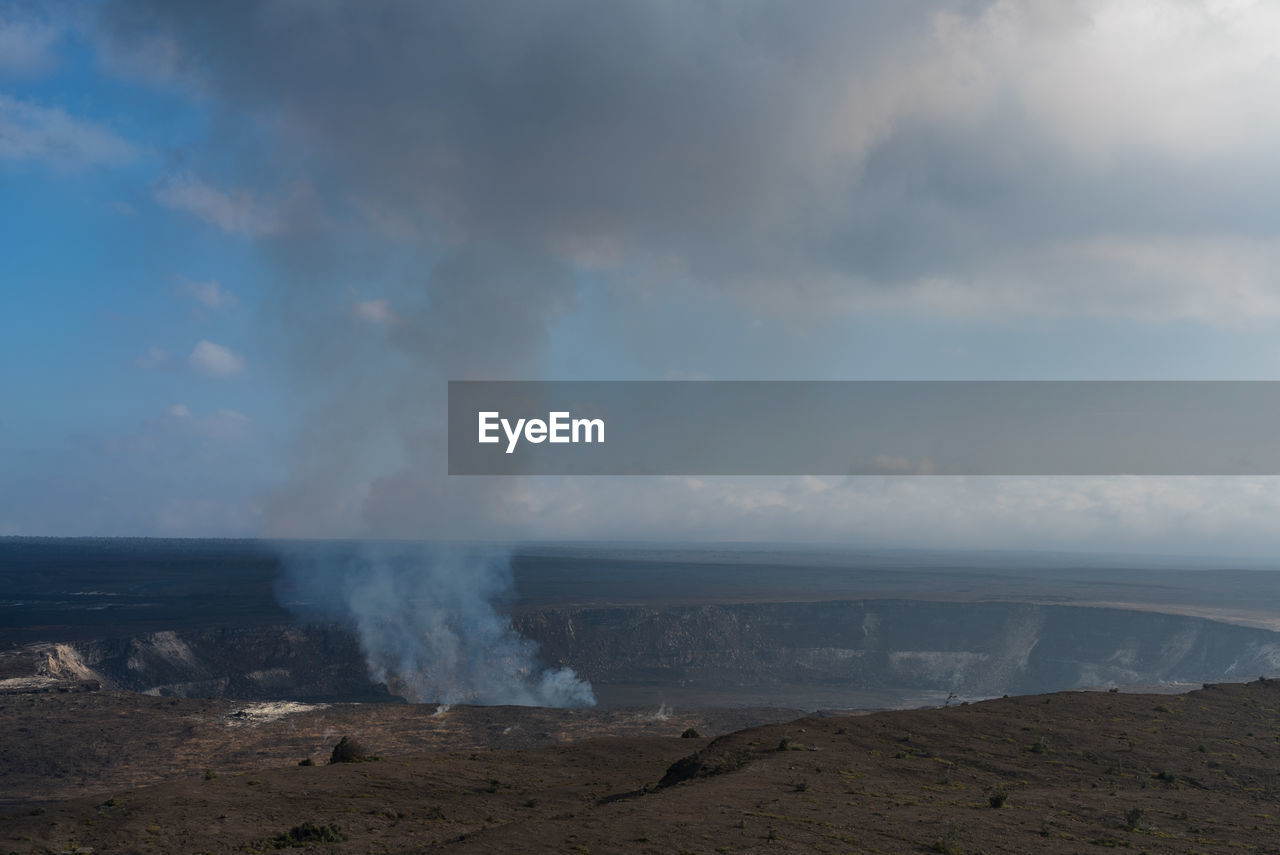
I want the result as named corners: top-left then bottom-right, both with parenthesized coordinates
top-left (7, 1), bottom-right (1280, 553)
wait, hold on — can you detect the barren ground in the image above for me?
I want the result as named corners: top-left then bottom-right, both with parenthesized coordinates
top-left (5, 680), bottom-right (1280, 853)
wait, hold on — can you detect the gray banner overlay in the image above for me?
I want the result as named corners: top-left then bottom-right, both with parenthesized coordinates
top-left (448, 381), bottom-right (1280, 475)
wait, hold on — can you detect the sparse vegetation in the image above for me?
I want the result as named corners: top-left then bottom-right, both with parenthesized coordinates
top-left (681, 727), bottom-right (701, 739)
top-left (931, 822), bottom-right (964, 854)
top-left (260, 822), bottom-right (348, 849)
top-left (11, 679), bottom-right (1280, 854)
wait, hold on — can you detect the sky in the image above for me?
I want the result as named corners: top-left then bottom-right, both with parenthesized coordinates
top-left (6, 0), bottom-right (1280, 554)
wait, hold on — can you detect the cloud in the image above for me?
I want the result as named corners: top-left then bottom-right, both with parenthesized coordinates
top-left (91, 0), bottom-right (1280, 543)
top-left (135, 345), bottom-right (170, 368)
top-left (154, 172), bottom-right (283, 236)
top-left (164, 402), bottom-right (249, 440)
top-left (351, 299), bottom-right (396, 326)
top-left (425, 475), bottom-right (1280, 557)
top-left (0, 94), bottom-right (134, 168)
top-left (0, 6), bottom-right (59, 75)
top-left (197, 408), bottom-right (250, 441)
top-left (97, 1), bottom-right (1280, 325)
top-left (178, 276), bottom-right (238, 310)
top-left (188, 339), bottom-right (245, 376)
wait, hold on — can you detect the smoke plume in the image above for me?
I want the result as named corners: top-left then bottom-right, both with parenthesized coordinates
top-left (279, 542), bottom-right (595, 708)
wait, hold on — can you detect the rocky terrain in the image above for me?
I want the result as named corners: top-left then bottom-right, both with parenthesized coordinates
top-left (5, 680), bottom-right (1280, 853)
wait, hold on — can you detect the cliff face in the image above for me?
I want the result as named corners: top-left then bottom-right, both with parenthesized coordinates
top-left (8, 601), bottom-right (1279, 706)
top-left (33, 627), bottom-right (395, 701)
top-left (517, 601), bottom-right (1280, 702)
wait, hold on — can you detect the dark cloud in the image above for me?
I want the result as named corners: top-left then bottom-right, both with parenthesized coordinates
top-left (96, 1), bottom-right (956, 285)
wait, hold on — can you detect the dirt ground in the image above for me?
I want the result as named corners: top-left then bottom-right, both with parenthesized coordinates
top-left (5, 680), bottom-right (1280, 853)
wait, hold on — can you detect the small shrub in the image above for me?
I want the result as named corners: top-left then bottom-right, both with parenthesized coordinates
top-left (329, 736), bottom-right (372, 764)
top-left (1124, 807), bottom-right (1144, 831)
top-left (777, 737), bottom-right (791, 751)
top-left (932, 823), bottom-right (964, 854)
top-left (203, 769), bottom-right (218, 780)
top-left (681, 727), bottom-right (701, 739)
top-left (264, 822), bottom-right (348, 849)
top-left (793, 779), bottom-right (809, 792)
top-left (988, 788), bottom-right (1008, 808)
top-left (298, 757), bottom-right (314, 766)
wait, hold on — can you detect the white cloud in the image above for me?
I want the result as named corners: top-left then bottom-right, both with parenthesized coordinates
top-left (189, 340), bottom-right (245, 377)
top-left (164, 403), bottom-right (249, 440)
top-left (942, 0), bottom-right (1280, 164)
top-left (351, 298), bottom-right (396, 326)
top-left (0, 95), bottom-right (134, 168)
top-left (155, 172), bottom-right (283, 236)
top-left (179, 277), bottom-right (238, 310)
